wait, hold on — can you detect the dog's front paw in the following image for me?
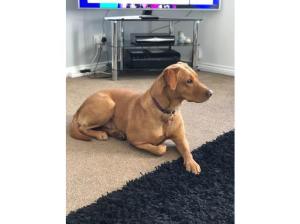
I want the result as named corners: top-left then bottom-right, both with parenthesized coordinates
top-left (155, 144), bottom-right (167, 156)
top-left (185, 159), bottom-right (201, 175)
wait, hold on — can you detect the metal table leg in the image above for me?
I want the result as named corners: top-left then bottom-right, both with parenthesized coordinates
top-left (120, 21), bottom-right (124, 71)
top-left (192, 20), bottom-right (200, 68)
top-left (111, 21), bottom-right (118, 80)
top-left (169, 20), bottom-right (174, 35)
top-left (169, 21), bottom-right (174, 51)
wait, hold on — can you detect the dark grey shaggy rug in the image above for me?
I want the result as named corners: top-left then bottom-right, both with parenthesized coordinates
top-left (67, 130), bottom-right (234, 224)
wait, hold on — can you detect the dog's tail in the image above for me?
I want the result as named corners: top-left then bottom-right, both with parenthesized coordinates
top-left (69, 114), bottom-right (91, 141)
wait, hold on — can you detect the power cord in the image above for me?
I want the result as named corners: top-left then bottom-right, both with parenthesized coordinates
top-left (85, 10), bottom-right (111, 79)
top-left (88, 36), bottom-right (112, 78)
top-left (93, 43), bottom-right (103, 75)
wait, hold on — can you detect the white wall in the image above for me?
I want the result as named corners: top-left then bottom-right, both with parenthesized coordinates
top-left (66, 0), bottom-right (234, 75)
top-left (198, 0), bottom-right (234, 75)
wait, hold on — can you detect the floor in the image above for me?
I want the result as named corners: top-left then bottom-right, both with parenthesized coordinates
top-left (66, 71), bottom-right (234, 213)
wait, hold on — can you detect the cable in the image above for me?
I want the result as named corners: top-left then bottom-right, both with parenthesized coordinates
top-left (88, 42), bottom-right (111, 78)
top-left (102, 10), bottom-right (110, 73)
top-left (90, 44), bottom-right (100, 65)
top-left (93, 44), bottom-right (103, 75)
top-left (88, 11), bottom-right (111, 79)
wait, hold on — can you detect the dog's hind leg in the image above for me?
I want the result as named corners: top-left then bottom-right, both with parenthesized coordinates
top-left (76, 93), bottom-right (115, 141)
top-left (101, 122), bottom-right (127, 141)
top-left (79, 126), bottom-right (109, 140)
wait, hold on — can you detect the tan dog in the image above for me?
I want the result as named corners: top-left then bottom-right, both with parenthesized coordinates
top-left (70, 62), bottom-right (213, 175)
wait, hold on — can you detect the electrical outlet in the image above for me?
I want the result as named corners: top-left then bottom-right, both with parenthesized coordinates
top-left (93, 33), bottom-right (106, 44)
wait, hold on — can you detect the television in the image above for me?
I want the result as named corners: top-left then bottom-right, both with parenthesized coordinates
top-left (78, 0), bottom-right (221, 10)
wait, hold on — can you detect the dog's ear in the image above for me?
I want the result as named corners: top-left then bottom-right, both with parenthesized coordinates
top-left (163, 67), bottom-right (179, 91)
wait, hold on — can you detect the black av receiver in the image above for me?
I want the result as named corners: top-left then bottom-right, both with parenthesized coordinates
top-left (124, 49), bottom-right (180, 69)
top-left (130, 33), bottom-right (175, 46)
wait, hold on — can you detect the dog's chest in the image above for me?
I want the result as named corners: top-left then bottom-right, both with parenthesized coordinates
top-left (149, 117), bottom-right (177, 142)
top-left (126, 112), bottom-right (180, 145)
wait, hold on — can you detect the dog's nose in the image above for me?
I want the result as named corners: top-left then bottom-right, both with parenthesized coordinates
top-left (206, 89), bottom-right (213, 98)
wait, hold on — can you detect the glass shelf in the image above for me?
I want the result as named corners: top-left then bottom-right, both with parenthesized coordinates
top-left (107, 40), bottom-right (194, 48)
top-left (105, 16), bottom-right (203, 22)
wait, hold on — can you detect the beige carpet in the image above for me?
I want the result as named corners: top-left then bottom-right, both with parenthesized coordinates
top-left (66, 71), bottom-right (234, 213)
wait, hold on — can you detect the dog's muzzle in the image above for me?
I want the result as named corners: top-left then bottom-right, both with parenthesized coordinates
top-left (206, 89), bottom-right (213, 98)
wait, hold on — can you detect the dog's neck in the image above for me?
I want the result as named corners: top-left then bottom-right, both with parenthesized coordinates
top-left (148, 75), bottom-right (183, 114)
top-left (151, 95), bottom-right (175, 115)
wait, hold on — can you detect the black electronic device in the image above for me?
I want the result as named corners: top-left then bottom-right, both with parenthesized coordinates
top-left (124, 49), bottom-right (180, 69)
top-left (139, 14), bottom-right (159, 19)
top-left (131, 33), bottom-right (175, 46)
top-left (139, 10), bottom-right (159, 19)
top-left (139, 15), bottom-right (159, 20)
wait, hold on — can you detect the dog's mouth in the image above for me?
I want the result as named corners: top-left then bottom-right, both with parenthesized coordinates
top-left (197, 89), bottom-right (213, 103)
top-left (186, 95), bottom-right (211, 103)
top-left (196, 98), bottom-right (209, 103)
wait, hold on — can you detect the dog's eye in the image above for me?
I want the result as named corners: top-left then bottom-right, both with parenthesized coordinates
top-left (186, 79), bottom-right (193, 84)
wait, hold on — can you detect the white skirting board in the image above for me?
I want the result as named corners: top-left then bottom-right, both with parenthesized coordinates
top-left (66, 61), bottom-right (109, 78)
top-left (196, 63), bottom-right (234, 76)
top-left (66, 61), bottom-right (234, 78)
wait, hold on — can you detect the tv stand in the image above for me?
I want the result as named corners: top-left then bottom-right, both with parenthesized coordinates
top-left (105, 16), bottom-right (202, 80)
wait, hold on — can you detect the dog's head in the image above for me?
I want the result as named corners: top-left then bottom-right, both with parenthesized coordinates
top-left (162, 62), bottom-right (213, 103)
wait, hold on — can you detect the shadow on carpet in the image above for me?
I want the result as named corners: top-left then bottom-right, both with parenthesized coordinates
top-left (67, 131), bottom-right (234, 224)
